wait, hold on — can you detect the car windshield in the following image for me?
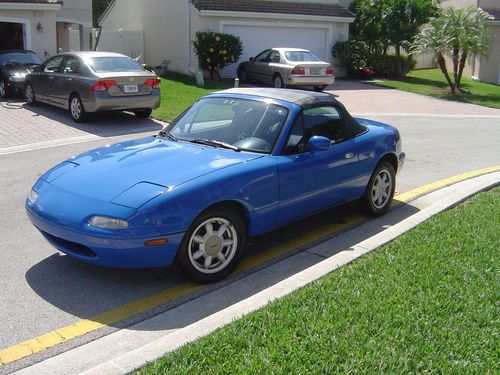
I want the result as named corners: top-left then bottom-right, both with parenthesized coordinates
top-left (0, 52), bottom-right (42, 67)
top-left (87, 56), bottom-right (143, 73)
top-left (163, 97), bottom-right (289, 154)
top-left (285, 51), bottom-right (322, 62)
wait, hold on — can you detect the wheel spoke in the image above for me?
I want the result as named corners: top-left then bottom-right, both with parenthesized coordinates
top-left (217, 224), bottom-right (228, 237)
top-left (192, 249), bottom-right (204, 260)
top-left (216, 253), bottom-right (226, 263)
top-left (222, 239), bottom-right (233, 247)
top-left (204, 256), bottom-right (213, 269)
top-left (204, 222), bottom-right (214, 236)
top-left (193, 235), bottom-right (205, 244)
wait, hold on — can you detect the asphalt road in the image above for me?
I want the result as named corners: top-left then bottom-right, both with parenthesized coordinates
top-left (1, 115), bottom-right (499, 367)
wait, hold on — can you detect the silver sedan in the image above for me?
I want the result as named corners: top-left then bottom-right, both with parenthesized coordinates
top-left (237, 48), bottom-right (335, 92)
top-left (24, 51), bottom-right (160, 122)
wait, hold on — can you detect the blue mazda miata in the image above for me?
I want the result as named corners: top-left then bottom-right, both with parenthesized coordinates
top-left (26, 88), bottom-right (405, 283)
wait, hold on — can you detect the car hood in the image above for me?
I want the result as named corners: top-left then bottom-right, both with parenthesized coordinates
top-left (42, 136), bottom-right (263, 208)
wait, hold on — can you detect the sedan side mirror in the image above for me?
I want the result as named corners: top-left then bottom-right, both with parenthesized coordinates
top-left (308, 136), bottom-right (331, 152)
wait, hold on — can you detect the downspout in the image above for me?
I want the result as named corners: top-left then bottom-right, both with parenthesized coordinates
top-left (187, 0), bottom-right (195, 76)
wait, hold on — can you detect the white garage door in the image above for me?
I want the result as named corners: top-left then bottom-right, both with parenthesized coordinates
top-left (222, 24), bottom-right (328, 78)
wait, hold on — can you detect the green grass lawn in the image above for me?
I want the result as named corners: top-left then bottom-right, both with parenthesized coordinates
top-left (152, 72), bottom-right (233, 123)
top-left (372, 68), bottom-right (500, 109)
top-left (137, 187), bottom-right (499, 374)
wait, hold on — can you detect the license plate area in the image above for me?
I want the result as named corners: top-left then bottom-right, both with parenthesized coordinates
top-left (123, 84), bottom-right (138, 93)
top-left (309, 68), bottom-right (321, 75)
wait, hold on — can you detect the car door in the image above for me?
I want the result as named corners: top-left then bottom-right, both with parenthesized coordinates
top-left (55, 56), bottom-right (81, 107)
top-left (246, 49), bottom-right (271, 83)
top-left (277, 106), bottom-right (363, 225)
top-left (37, 55), bottom-right (64, 103)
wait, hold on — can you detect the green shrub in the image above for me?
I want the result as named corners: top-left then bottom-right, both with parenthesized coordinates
top-left (193, 31), bottom-right (243, 80)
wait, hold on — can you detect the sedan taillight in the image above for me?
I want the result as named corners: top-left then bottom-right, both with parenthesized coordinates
top-left (326, 68), bottom-right (334, 75)
top-left (91, 80), bottom-right (117, 92)
top-left (291, 67), bottom-right (305, 75)
top-left (144, 78), bottom-right (160, 89)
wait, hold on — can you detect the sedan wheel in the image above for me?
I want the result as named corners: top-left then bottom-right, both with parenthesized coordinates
top-left (362, 161), bottom-right (395, 216)
top-left (177, 207), bottom-right (246, 283)
top-left (69, 95), bottom-right (87, 123)
top-left (273, 74), bottom-right (284, 88)
top-left (25, 83), bottom-right (36, 105)
top-left (238, 68), bottom-right (248, 83)
top-left (0, 81), bottom-right (8, 98)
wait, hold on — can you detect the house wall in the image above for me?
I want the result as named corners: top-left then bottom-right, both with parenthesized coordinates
top-left (57, 0), bottom-right (92, 50)
top-left (439, 0), bottom-right (477, 8)
top-left (477, 24), bottom-right (500, 83)
top-left (479, 0), bottom-right (498, 9)
top-left (0, 9), bottom-right (57, 57)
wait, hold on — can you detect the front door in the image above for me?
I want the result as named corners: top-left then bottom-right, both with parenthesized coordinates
top-left (37, 55), bottom-right (64, 103)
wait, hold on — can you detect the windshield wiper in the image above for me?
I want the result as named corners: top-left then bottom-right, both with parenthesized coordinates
top-left (190, 139), bottom-right (240, 152)
top-left (158, 130), bottom-right (178, 141)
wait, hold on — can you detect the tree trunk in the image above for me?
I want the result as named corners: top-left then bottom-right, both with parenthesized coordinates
top-left (452, 46), bottom-right (460, 92)
top-left (395, 43), bottom-right (402, 77)
top-left (457, 51), bottom-right (469, 94)
top-left (437, 53), bottom-right (455, 94)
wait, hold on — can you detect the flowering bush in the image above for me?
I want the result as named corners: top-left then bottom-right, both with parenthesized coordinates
top-left (193, 31), bottom-right (243, 80)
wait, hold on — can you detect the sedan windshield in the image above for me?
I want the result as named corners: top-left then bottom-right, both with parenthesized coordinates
top-left (285, 51), bottom-right (322, 62)
top-left (87, 56), bottom-right (143, 73)
top-left (0, 52), bottom-right (42, 67)
top-left (164, 97), bottom-right (289, 153)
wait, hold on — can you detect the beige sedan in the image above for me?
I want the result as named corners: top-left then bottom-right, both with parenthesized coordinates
top-left (237, 48), bottom-right (335, 91)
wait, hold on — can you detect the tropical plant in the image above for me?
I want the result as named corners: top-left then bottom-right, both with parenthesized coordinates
top-left (411, 7), bottom-right (491, 93)
top-left (193, 32), bottom-right (243, 81)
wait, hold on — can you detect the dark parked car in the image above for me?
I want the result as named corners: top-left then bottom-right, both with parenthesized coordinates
top-left (24, 51), bottom-right (160, 122)
top-left (0, 50), bottom-right (42, 98)
top-left (26, 88), bottom-right (405, 283)
top-left (237, 48), bottom-right (335, 91)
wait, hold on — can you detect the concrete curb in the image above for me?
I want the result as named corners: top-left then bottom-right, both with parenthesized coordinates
top-left (15, 172), bottom-right (500, 375)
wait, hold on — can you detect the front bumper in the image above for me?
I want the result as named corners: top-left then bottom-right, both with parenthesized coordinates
top-left (5, 80), bottom-right (25, 94)
top-left (84, 89), bottom-right (161, 113)
top-left (287, 75), bottom-right (335, 86)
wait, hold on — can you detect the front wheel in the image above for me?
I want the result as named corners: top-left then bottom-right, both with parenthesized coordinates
top-left (69, 94), bottom-right (87, 123)
top-left (176, 207), bottom-right (246, 283)
top-left (25, 83), bottom-right (36, 105)
top-left (361, 161), bottom-right (395, 216)
top-left (0, 81), bottom-right (9, 98)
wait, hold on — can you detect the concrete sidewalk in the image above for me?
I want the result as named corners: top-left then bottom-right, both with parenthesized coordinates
top-left (14, 171), bottom-right (500, 375)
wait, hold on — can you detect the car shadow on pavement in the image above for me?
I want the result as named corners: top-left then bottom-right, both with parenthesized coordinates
top-left (25, 200), bottom-right (420, 333)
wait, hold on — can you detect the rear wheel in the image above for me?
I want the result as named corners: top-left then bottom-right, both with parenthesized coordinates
top-left (361, 161), bottom-right (395, 216)
top-left (273, 73), bottom-right (285, 88)
top-left (69, 94), bottom-right (87, 123)
top-left (25, 83), bottom-right (36, 105)
top-left (134, 108), bottom-right (152, 118)
top-left (314, 85), bottom-right (327, 92)
top-left (0, 81), bottom-right (9, 98)
top-left (176, 207), bottom-right (246, 283)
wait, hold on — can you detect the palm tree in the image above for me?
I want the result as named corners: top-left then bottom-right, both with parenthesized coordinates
top-left (411, 7), bottom-right (491, 94)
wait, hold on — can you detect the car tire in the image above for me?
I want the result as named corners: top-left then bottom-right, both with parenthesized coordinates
top-left (273, 74), bottom-right (285, 88)
top-left (25, 83), bottom-right (36, 105)
top-left (238, 68), bottom-right (248, 83)
top-left (361, 161), bottom-right (396, 217)
top-left (314, 85), bottom-right (327, 92)
top-left (0, 81), bottom-right (10, 99)
top-left (176, 207), bottom-right (246, 283)
top-left (134, 108), bottom-right (152, 118)
top-left (69, 94), bottom-right (87, 123)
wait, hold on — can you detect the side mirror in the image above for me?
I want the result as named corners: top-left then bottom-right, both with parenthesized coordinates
top-left (249, 57), bottom-right (254, 62)
top-left (308, 136), bottom-right (331, 152)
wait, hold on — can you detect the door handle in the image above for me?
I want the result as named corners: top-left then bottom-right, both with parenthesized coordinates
top-left (345, 152), bottom-right (355, 159)
top-left (48, 76), bottom-right (54, 80)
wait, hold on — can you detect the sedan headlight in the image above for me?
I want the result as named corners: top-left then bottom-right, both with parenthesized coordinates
top-left (88, 216), bottom-right (129, 230)
top-left (9, 72), bottom-right (26, 82)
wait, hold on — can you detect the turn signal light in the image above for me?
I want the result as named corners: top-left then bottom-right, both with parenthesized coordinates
top-left (145, 238), bottom-right (169, 247)
top-left (144, 78), bottom-right (160, 89)
top-left (91, 80), bottom-right (117, 91)
top-left (326, 68), bottom-right (334, 75)
top-left (291, 67), bottom-right (305, 75)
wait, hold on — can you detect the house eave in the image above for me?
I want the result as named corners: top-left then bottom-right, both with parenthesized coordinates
top-left (198, 10), bottom-right (355, 23)
top-left (0, 2), bottom-right (62, 11)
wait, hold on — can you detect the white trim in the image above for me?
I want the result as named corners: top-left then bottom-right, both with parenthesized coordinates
top-left (56, 17), bottom-right (92, 28)
top-left (220, 20), bottom-right (334, 64)
top-left (0, 16), bottom-right (32, 50)
top-left (201, 10), bottom-right (354, 23)
top-left (0, 2), bottom-right (61, 11)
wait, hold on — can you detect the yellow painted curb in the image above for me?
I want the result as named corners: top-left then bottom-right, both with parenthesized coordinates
top-left (1, 165), bottom-right (499, 366)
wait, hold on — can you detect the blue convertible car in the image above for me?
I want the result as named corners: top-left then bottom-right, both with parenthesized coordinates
top-left (26, 88), bottom-right (405, 283)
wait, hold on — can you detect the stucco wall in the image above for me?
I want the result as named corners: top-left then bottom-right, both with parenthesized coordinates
top-left (478, 24), bottom-right (500, 84)
top-left (58, 0), bottom-right (92, 50)
top-left (0, 9), bottom-right (57, 57)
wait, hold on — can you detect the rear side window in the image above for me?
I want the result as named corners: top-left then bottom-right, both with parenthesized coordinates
top-left (61, 57), bottom-right (80, 74)
top-left (43, 56), bottom-right (64, 73)
top-left (302, 106), bottom-right (347, 143)
top-left (87, 57), bottom-right (143, 73)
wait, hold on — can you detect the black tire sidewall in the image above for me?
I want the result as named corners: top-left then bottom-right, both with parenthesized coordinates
top-left (176, 207), bottom-right (246, 283)
top-left (362, 161), bottom-right (395, 216)
top-left (273, 74), bottom-right (284, 88)
top-left (0, 80), bottom-right (9, 98)
top-left (134, 108), bottom-right (152, 118)
top-left (238, 68), bottom-right (247, 83)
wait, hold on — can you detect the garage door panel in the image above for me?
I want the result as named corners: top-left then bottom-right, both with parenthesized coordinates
top-left (222, 24), bottom-right (328, 78)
